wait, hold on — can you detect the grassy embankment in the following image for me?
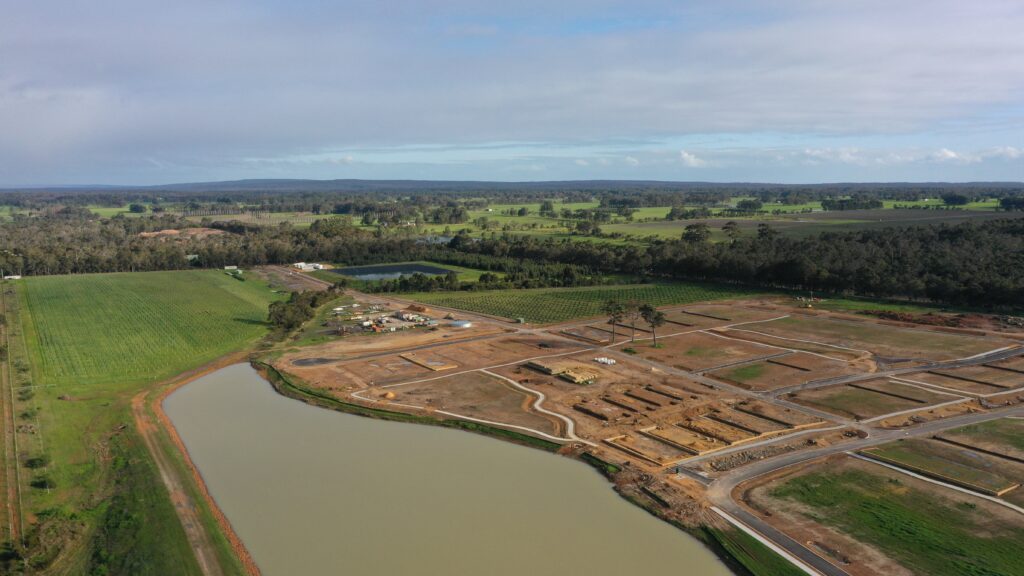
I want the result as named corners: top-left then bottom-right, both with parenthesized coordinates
top-left (772, 468), bottom-right (1024, 575)
top-left (403, 282), bottom-right (764, 323)
top-left (704, 528), bottom-right (806, 576)
top-left (3, 270), bottom-right (281, 574)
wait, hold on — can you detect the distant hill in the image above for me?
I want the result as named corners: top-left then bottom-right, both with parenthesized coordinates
top-left (4, 178), bottom-right (1023, 195)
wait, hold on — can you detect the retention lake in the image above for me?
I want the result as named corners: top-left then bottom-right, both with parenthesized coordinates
top-left (330, 262), bottom-right (451, 281)
top-left (164, 364), bottom-right (730, 576)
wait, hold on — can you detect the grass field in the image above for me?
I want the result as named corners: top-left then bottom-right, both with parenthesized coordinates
top-left (20, 270), bottom-right (281, 386)
top-left (771, 465), bottom-right (1024, 576)
top-left (4, 270), bottom-right (280, 573)
top-left (87, 203), bottom-right (152, 218)
top-left (706, 528), bottom-right (806, 576)
top-left (403, 282), bottom-right (763, 323)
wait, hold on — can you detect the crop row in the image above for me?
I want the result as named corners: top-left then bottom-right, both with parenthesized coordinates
top-left (21, 270), bottom-right (279, 386)
top-left (406, 282), bottom-right (759, 323)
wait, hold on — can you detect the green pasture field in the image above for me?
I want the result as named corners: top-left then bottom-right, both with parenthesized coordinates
top-left (770, 465), bottom-right (1024, 576)
top-left (4, 270), bottom-right (278, 573)
top-left (804, 296), bottom-right (945, 314)
top-left (761, 201), bottom-right (822, 212)
top-left (87, 204), bottom-right (149, 217)
top-left (403, 282), bottom-right (762, 323)
top-left (628, 206), bottom-right (673, 219)
top-left (20, 270), bottom-right (281, 386)
top-left (599, 208), bottom-right (1022, 242)
top-left (881, 198), bottom-right (1000, 211)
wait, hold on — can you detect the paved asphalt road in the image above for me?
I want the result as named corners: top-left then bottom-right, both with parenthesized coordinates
top-left (698, 404), bottom-right (1024, 576)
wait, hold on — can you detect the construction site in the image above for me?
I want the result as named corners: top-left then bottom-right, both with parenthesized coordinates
top-left (271, 292), bottom-right (1024, 576)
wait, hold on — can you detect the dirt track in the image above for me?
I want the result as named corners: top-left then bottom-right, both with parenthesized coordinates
top-left (132, 352), bottom-right (262, 576)
top-left (0, 286), bottom-right (22, 545)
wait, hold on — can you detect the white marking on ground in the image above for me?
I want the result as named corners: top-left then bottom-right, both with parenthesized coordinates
top-left (724, 326), bottom-right (868, 354)
top-left (880, 378), bottom-right (967, 398)
top-left (699, 329), bottom-right (844, 363)
top-left (481, 368), bottom-right (596, 446)
top-left (434, 410), bottom-right (576, 444)
top-left (710, 506), bottom-right (823, 576)
top-left (957, 346), bottom-right (1017, 362)
top-left (890, 376), bottom-right (979, 397)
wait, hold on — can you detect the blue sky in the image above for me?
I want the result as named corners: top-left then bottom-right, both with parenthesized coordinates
top-left (2, 0), bottom-right (1023, 185)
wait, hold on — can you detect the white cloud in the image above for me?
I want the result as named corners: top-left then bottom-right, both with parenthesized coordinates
top-left (625, 156), bottom-right (640, 166)
top-left (329, 156), bottom-right (355, 164)
top-left (930, 148), bottom-right (982, 164)
top-left (3, 1), bottom-right (1024, 183)
top-left (984, 146), bottom-right (1024, 159)
top-left (678, 149), bottom-right (706, 167)
top-left (574, 158), bottom-right (590, 166)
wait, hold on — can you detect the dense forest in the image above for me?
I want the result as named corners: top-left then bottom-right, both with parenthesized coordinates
top-left (1, 205), bottom-right (1022, 307)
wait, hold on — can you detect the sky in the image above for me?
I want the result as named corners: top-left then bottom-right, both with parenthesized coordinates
top-left (2, 0), bottom-right (1023, 185)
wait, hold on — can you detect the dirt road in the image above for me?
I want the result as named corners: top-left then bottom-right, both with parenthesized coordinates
top-left (132, 353), bottom-right (262, 576)
top-left (0, 285), bottom-right (22, 545)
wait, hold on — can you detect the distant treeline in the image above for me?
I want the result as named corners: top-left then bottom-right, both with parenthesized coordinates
top-left (1, 207), bottom-right (1022, 307)
top-left (452, 219), bottom-right (1024, 306)
top-left (3, 181), bottom-right (1023, 216)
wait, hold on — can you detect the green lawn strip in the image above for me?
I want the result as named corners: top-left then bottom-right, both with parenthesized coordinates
top-left (705, 527), bottom-right (806, 576)
top-left (811, 297), bottom-right (943, 314)
top-left (772, 468), bottom-right (1024, 576)
top-left (724, 363), bottom-right (765, 383)
top-left (403, 282), bottom-right (761, 324)
top-left (808, 295), bottom-right (1016, 316)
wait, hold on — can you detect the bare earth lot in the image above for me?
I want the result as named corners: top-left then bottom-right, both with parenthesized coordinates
top-left (786, 379), bottom-right (957, 421)
top-left (632, 331), bottom-right (777, 372)
top-left (737, 314), bottom-right (1012, 362)
top-left (265, 291), bottom-right (1024, 576)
